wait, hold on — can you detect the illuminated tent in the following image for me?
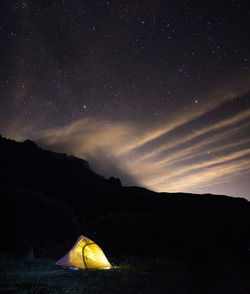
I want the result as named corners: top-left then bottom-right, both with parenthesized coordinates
top-left (55, 235), bottom-right (112, 270)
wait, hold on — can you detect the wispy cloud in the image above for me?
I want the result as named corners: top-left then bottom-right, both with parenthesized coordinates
top-left (7, 87), bottom-right (250, 199)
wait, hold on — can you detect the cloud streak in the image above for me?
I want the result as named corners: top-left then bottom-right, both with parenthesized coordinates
top-left (7, 87), bottom-right (250, 200)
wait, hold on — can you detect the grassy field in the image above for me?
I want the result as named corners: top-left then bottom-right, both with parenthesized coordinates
top-left (0, 255), bottom-right (250, 294)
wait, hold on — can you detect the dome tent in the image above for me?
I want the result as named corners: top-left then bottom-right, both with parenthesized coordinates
top-left (55, 235), bottom-right (112, 270)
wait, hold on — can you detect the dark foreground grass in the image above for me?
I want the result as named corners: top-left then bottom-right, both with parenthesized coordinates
top-left (0, 255), bottom-right (250, 294)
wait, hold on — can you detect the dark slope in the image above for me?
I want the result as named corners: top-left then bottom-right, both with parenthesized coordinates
top-left (0, 134), bottom-right (248, 214)
top-left (0, 136), bottom-right (106, 197)
top-left (0, 135), bottom-right (120, 216)
top-left (0, 135), bottom-right (250, 257)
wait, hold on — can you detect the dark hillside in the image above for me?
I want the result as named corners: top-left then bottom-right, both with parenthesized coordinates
top-left (1, 135), bottom-right (248, 214)
top-left (0, 135), bottom-right (118, 216)
top-left (0, 135), bottom-right (249, 258)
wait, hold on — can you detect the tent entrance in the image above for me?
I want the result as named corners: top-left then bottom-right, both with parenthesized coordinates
top-left (82, 242), bottom-right (95, 269)
top-left (83, 243), bottom-right (111, 269)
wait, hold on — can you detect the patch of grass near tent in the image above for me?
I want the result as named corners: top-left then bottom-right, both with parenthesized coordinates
top-left (0, 257), bottom-right (150, 294)
top-left (1, 255), bottom-right (250, 294)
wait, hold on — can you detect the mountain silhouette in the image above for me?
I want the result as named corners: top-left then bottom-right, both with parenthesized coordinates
top-left (0, 134), bottom-right (249, 257)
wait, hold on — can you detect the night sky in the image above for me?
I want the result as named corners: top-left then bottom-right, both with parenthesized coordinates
top-left (1, 0), bottom-right (250, 199)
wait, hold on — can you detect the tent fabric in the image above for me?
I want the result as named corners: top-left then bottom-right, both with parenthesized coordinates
top-left (55, 235), bottom-right (112, 270)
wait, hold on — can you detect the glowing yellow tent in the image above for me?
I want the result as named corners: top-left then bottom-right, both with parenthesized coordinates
top-left (55, 235), bottom-right (112, 270)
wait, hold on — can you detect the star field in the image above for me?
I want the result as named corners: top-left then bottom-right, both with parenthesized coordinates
top-left (0, 0), bottom-right (250, 198)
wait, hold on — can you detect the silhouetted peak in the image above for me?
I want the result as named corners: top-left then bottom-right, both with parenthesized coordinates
top-left (22, 139), bottom-right (37, 149)
top-left (68, 155), bottom-right (89, 169)
top-left (108, 176), bottom-right (122, 188)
